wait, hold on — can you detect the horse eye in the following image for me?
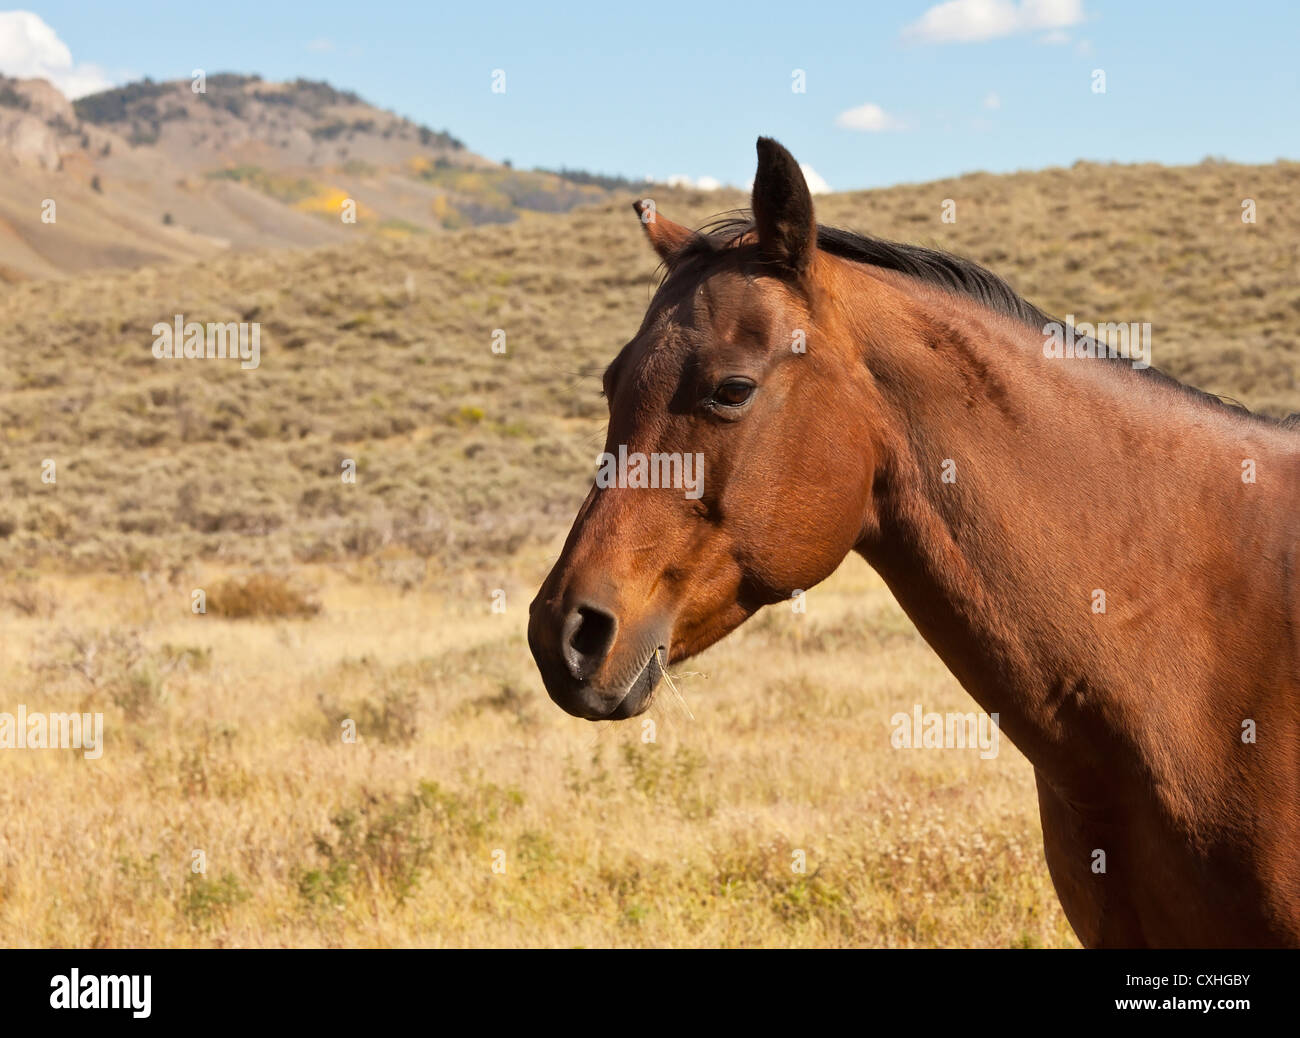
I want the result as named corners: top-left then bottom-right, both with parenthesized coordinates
top-left (712, 379), bottom-right (755, 407)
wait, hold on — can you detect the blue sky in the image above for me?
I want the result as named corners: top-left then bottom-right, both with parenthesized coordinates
top-left (3, 1), bottom-right (1297, 191)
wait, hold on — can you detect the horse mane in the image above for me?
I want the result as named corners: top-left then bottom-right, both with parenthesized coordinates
top-left (679, 212), bottom-right (1300, 430)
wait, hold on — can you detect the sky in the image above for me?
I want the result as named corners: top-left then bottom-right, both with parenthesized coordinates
top-left (1, 1), bottom-right (1296, 192)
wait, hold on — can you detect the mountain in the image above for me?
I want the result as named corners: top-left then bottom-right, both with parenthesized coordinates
top-left (0, 73), bottom-right (624, 280)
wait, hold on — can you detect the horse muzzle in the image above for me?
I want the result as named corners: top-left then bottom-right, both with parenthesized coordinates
top-left (527, 592), bottom-right (668, 720)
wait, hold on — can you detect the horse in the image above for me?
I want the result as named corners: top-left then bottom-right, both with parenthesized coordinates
top-left (528, 137), bottom-right (1300, 948)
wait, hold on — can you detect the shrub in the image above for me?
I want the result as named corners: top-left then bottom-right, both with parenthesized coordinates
top-left (208, 574), bottom-right (321, 619)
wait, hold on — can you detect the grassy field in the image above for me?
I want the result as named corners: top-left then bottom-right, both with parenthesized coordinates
top-left (0, 560), bottom-right (1067, 947)
top-left (1, 158), bottom-right (1297, 946)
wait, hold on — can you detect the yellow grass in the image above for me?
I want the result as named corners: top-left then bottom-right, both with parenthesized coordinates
top-left (294, 186), bottom-right (375, 222)
top-left (2, 158), bottom-right (1297, 947)
top-left (0, 558), bottom-right (1073, 947)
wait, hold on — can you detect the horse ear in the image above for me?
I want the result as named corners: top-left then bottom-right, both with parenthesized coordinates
top-left (632, 200), bottom-right (696, 262)
top-left (751, 137), bottom-right (816, 274)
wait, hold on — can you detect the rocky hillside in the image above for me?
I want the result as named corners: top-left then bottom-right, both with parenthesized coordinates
top-left (0, 73), bottom-right (617, 280)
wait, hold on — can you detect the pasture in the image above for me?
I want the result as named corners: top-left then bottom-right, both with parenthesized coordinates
top-left (1, 158), bottom-right (1296, 946)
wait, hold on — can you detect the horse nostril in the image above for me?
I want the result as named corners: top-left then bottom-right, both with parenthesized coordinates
top-left (562, 604), bottom-right (618, 680)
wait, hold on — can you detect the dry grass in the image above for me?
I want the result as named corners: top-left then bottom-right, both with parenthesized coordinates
top-left (207, 573), bottom-right (321, 619)
top-left (0, 560), bottom-right (1072, 947)
top-left (0, 158), bottom-right (1297, 946)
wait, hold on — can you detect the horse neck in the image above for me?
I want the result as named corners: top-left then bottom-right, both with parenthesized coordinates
top-left (836, 266), bottom-right (1289, 791)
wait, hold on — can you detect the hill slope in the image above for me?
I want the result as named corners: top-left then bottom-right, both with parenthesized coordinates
top-left (0, 73), bottom-right (612, 280)
top-left (0, 157), bottom-right (1296, 577)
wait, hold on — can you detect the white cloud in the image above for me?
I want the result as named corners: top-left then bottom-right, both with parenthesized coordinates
top-left (305, 38), bottom-right (335, 53)
top-left (835, 102), bottom-right (906, 132)
top-left (0, 10), bottom-right (113, 98)
top-left (983, 91), bottom-right (1002, 109)
top-left (799, 163), bottom-right (832, 196)
top-left (902, 0), bottom-right (1085, 44)
top-left (663, 173), bottom-right (722, 191)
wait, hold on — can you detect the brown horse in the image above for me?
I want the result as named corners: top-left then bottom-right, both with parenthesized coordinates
top-left (528, 137), bottom-right (1300, 948)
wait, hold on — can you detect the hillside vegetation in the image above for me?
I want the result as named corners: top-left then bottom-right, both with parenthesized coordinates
top-left (0, 158), bottom-right (1296, 947)
top-left (0, 73), bottom-right (622, 280)
top-left (3, 157), bottom-right (1296, 576)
